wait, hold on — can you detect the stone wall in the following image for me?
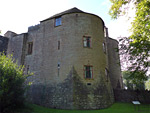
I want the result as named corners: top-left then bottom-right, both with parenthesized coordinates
top-left (6, 8), bottom-right (120, 109)
top-left (7, 33), bottom-right (27, 66)
top-left (107, 38), bottom-right (123, 89)
top-left (114, 89), bottom-right (150, 104)
top-left (0, 36), bottom-right (8, 54)
top-left (27, 67), bottom-right (114, 109)
top-left (4, 31), bottom-right (17, 38)
top-left (27, 71), bottom-right (73, 109)
top-left (38, 12), bottom-right (108, 85)
top-left (72, 67), bottom-right (114, 109)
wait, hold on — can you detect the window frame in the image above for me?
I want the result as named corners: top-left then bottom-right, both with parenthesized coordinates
top-left (84, 65), bottom-right (93, 79)
top-left (55, 17), bottom-right (61, 27)
top-left (83, 36), bottom-right (91, 48)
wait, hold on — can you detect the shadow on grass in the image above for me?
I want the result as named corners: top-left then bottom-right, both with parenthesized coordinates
top-left (15, 102), bottom-right (33, 113)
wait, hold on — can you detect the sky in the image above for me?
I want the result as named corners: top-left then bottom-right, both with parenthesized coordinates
top-left (0, 0), bottom-right (134, 40)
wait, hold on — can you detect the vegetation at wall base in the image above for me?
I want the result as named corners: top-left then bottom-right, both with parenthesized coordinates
top-left (0, 53), bottom-right (31, 113)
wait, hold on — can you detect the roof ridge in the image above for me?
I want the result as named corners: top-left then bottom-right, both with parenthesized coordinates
top-left (41, 7), bottom-right (84, 22)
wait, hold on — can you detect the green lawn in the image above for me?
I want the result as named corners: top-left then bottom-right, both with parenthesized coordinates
top-left (19, 102), bottom-right (150, 113)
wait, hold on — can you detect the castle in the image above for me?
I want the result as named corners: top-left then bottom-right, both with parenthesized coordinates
top-left (0, 8), bottom-right (123, 109)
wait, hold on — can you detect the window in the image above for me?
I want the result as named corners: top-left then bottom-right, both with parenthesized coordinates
top-left (84, 65), bottom-right (93, 79)
top-left (103, 42), bottom-right (106, 53)
top-left (57, 62), bottom-right (60, 69)
top-left (58, 41), bottom-right (60, 50)
top-left (57, 62), bottom-right (60, 76)
top-left (28, 42), bottom-right (33, 55)
top-left (105, 68), bottom-right (109, 82)
top-left (55, 17), bottom-right (61, 26)
top-left (27, 65), bottom-right (29, 74)
top-left (83, 36), bottom-right (91, 48)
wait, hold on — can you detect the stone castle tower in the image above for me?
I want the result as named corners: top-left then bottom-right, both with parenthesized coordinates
top-left (0, 8), bottom-right (123, 109)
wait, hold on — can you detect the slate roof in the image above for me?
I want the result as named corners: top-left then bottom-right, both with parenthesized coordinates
top-left (41, 7), bottom-right (84, 22)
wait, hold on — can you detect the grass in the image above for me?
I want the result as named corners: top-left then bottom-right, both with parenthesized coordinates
top-left (19, 102), bottom-right (150, 113)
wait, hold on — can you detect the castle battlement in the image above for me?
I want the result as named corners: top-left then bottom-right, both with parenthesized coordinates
top-left (28, 24), bottom-right (40, 32)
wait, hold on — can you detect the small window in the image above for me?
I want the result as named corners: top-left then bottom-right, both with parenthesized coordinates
top-left (58, 62), bottom-right (60, 69)
top-left (28, 42), bottom-right (33, 55)
top-left (105, 68), bottom-right (109, 81)
top-left (103, 42), bottom-right (106, 53)
top-left (84, 65), bottom-right (93, 79)
top-left (27, 65), bottom-right (29, 74)
top-left (58, 41), bottom-right (60, 50)
top-left (55, 17), bottom-right (61, 26)
top-left (83, 36), bottom-right (91, 48)
top-left (57, 62), bottom-right (60, 76)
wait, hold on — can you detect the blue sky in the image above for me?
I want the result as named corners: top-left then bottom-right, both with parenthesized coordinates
top-left (0, 0), bottom-right (133, 39)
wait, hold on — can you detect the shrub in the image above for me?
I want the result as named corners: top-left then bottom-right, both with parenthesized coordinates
top-left (0, 53), bottom-right (30, 113)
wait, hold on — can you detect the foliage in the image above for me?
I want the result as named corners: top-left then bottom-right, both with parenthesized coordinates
top-left (0, 53), bottom-right (31, 113)
top-left (109, 0), bottom-right (150, 78)
top-left (145, 78), bottom-right (150, 90)
top-left (122, 71), bottom-right (147, 90)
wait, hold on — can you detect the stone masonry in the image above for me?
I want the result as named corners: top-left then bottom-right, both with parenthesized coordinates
top-left (2, 7), bottom-right (123, 109)
top-left (0, 35), bottom-right (8, 54)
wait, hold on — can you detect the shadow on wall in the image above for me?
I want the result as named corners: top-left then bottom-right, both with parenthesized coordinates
top-left (26, 67), bottom-right (114, 109)
top-left (114, 89), bottom-right (150, 104)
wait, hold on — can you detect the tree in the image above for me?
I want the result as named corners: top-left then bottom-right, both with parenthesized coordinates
top-left (122, 71), bottom-right (147, 90)
top-left (109, 0), bottom-right (150, 77)
top-left (145, 78), bottom-right (150, 90)
top-left (0, 53), bottom-right (31, 113)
